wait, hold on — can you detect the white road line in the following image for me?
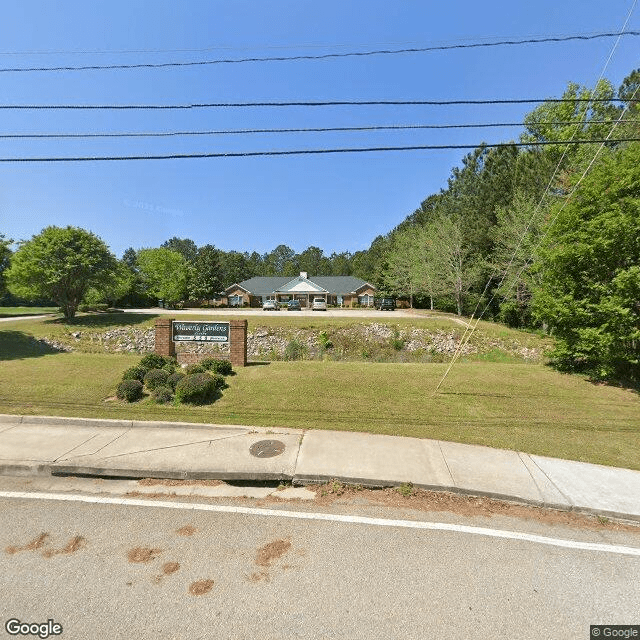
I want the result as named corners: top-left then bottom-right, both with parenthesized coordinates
top-left (1, 490), bottom-right (639, 557)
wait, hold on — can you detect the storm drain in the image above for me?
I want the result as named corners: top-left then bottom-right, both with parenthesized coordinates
top-left (249, 440), bottom-right (286, 458)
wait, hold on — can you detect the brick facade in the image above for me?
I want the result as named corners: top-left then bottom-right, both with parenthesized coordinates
top-left (154, 318), bottom-right (175, 357)
top-left (155, 317), bottom-right (247, 367)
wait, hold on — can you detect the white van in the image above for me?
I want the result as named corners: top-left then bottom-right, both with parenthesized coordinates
top-left (312, 297), bottom-right (327, 311)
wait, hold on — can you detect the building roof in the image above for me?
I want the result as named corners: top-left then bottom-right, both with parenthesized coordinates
top-left (225, 274), bottom-right (375, 296)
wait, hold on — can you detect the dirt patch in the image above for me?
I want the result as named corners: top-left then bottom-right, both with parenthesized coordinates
top-left (139, 478), bottom-right (223, 487)
top-left (125, 491), bottom-right (178, 499)
top-left (5, 533), bottom-right (50, 555)
top-left (127, 547), bottom-right (162, 563)
top-left (280, 483), bottom-right (640, 533)
top-left (256, 539), bottom-right (291, 567)
top-left (43, 536), bottom-right (86, 558)
top-left (248, 570), bottom-right (269, 583)
top-left (153, 561), bottom-right (181, 583)
top-left (176, 525), bottom-right (197, 537)
top-left (161, 561), bottom-right (180, 575)
top-left (189, 579), bottom-right (214, 595)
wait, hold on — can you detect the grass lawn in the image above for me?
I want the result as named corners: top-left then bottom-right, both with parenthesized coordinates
top-left (0, 348), bottom-right (637, 470)
top-left (0, 307), bottom-right (59, 317)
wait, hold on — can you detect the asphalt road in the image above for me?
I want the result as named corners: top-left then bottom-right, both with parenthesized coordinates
top-left (1, 477), bottom-right (639, 640)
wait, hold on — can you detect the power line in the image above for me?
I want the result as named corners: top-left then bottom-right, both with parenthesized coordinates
top-left (0, 98), bottom-right (627, 110)
top-left (0, 138), bottom-right (637, 162)
top-left (0, 31), bottom-right (638, 73)
top-left (0, 30), bottom-right (624, 56)
top-left (0, 120), bottom-right (633, 139)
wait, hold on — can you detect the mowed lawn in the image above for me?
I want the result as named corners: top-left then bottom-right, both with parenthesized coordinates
top-left (0, 349), bottom-right (637, 470)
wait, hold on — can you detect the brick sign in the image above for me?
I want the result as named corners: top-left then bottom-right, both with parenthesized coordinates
top-left (172, 321), bottom-right (230, 343)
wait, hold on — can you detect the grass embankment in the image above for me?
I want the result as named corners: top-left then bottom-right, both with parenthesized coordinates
top-left (0, 335), bottom-right (637, 468)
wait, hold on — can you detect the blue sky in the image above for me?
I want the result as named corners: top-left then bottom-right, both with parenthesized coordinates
top-left (0, 0), bottom-right (638, 258)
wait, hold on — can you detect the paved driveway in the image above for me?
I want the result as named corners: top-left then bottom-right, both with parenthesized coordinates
top-left (122, 307), bottom-right (419, 318)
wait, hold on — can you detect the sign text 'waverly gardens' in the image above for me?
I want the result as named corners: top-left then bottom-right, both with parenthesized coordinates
top-left (172, 321), bottom-right (230, 343)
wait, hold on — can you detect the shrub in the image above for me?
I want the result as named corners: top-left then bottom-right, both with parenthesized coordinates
top-left (284, 339), bottom-right (308, 361)
top-left (162, 361), bottom-right (177, 374)
top-left (167, 371), bottom-right (185, 391)
top-left (200, 357), bottom-right (233, 375)
top-left (152, 385), bottom-right (174, 404)
top-left (317, 331), bottom-right (333, 351)
top-left (144, 368), bottom-right (170, 390)
top-left (210, 373), bottom-right (226, 390)
top-left (116, 379), bottom-right (143, 402)
top-left (185, 363), bottom-right (206, 375)
top-left (140, 354), bottom-right (176, 370)
top-left (122, 366), bottom-right (148, 382)
top-left (175, 373), bottom-right (217, 405)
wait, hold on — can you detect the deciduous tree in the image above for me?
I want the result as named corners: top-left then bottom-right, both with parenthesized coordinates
top-left (6, 226), bottom-right (117, 319)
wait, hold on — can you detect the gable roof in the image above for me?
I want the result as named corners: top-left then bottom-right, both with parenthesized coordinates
top-left (226, 275), bottom-right (376, 296)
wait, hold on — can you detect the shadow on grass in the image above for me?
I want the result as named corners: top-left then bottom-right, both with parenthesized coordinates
top-left (0, 330), bottom-right (67, 361)
top-left (43, 312), bottom-right (159, 328)
top-left (246, 361), bottom-right (270, 367)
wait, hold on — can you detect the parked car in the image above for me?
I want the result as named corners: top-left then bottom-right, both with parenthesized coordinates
top-left (287, 300), bottom-right (302, 311)
top-left (262, 300), bottom-right (279, 311)
top-left (312, 297), bottom-right (327, 311)
top-left (375, 297), bottom-right (396, 311)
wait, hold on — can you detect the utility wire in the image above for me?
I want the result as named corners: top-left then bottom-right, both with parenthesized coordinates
top-left (0, 120), bottom-right (633, 139)
top-left (0, 30), bottom-right (627, 56)
top-left (0, 138), bottom-right (637, 163)
top-left (0, 98), bottom-right (627, 110)
top-left (0, 31), bottom-right (638, 72)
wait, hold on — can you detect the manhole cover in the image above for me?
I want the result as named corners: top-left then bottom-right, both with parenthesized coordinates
top-left (249, 440), bottom-right (286, 458)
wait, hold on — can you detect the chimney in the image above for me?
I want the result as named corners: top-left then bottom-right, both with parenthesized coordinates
top-left (300, 271), bottom-right (308, 279)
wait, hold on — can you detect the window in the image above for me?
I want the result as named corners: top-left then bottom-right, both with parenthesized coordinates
top-left (358, 294), bottom-right (374, 306)
top-left (229, 295), bottom-right (243, 306)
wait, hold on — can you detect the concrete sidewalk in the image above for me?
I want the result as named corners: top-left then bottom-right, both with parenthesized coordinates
top-left (1, 413), bottom-right (640, 522)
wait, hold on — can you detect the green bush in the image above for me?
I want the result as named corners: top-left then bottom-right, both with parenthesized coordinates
top-left (152, 385), bottom-right (174, 404)
top-left (116, 379), bottom-right (143, 402)
top-left (284, 339), bottom-right (308, 361)
top-left (200, 357), bottom-right (233, 375)
top-left (122, 365), bottom-right (148, 382)
top-left (162, 361), bottom-right (177, 374)
top-left (210, 373), bottom-right (226, 391)
top-left (144, 368), bottom-right (170, 390)
top-left (185, 363), bottom-right (206, 374)
top-left (167, 371), bottom-right (185, 391)
top-left (175, 373), bottom-right (217, 405)
top-left (140, 354), bottom-right (176, 370)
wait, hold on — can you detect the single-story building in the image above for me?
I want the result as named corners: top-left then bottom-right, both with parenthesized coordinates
top-left (224, 272), bottom-right (377, 307)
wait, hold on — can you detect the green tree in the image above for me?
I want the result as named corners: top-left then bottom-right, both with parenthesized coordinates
top-left (0, 234), bottom-right (12, 300)
top-left (263, 244), bottom-right (298, 276)
top-left (383, 231), bottom-right (420, 307)
top-left (532, 143), bottom-right (640, 383)
top-left (160, 237), bottom-right (198, 264)
top-left (189, 244), bottom-right (222, 299)
top-left (428, 213), bottom-right (483, 316)
top-left (136, 248), bottom-right (188, 305)
top-left (6, 226), bottom-right (117, 319)
top-left (490, 193), bottom-right (547, 327)
top-left (298, 246), bottom-right (330, 276)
